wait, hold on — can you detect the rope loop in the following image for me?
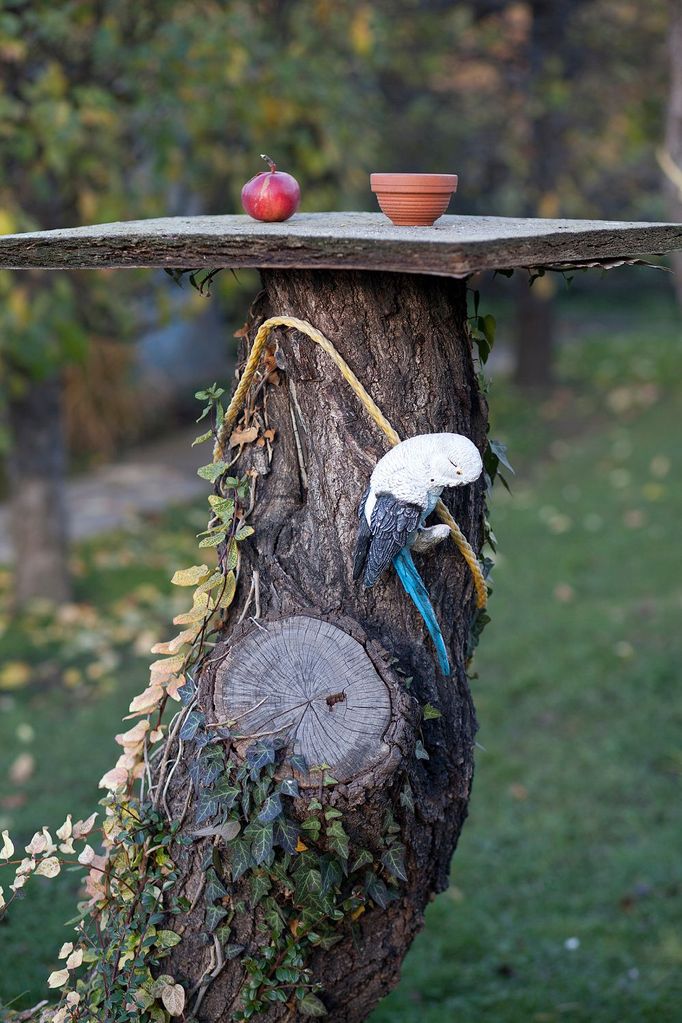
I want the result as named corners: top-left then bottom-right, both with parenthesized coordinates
top-left (215, 315), bottom-right (488, 609)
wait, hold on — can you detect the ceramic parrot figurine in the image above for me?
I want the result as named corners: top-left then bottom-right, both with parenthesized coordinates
top-left (353, 433), bottom-right (483, 676)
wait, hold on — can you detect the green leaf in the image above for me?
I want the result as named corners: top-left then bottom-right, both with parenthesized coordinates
top-left (250, 871), bottom-right (272, 906)
top-left (366, 874), bottom-right (391, 909)
top-left (325, 820), bottom-right (349, 860)
top-left (155, 929), bottom-right (182, 950)
top-left (399, 782), bottom-right (415, 814)
top-left (489, 439), bottom-right (515, 475)
top-left (198, 531), bottom-right (226, 548)
top-left (198, 461), bottom-right (228, 482)
top-left (205, 868), bottom-right (228, 904)
top-left (415, 739), bottom-right (430, 761)
top-left (278, 777), bottom-right (300, 798)
top-left (301, 817), bottom-right (321, 839)
top-left (319, 856), bottom-right (343, 894)
top-left (180, 710), bottom-right (204, 742)
top-left (225, 943), bottom-right (245, 959)
top-left (295, 867), bottom-right (322, 901)
top-left (274, 816), bottom-right (299, 854)
top-left (245, 820), bottom-right (274, 865)
top-left (382, 843), bottom-right (408, 882)
top-left (258, 793), bottom-right (283, 823)
top-left (350, 848), bottom-right (374, 872)
top-left (235, 525), bottom-right (255, 541)
top-left (423, 703), bottom-right (442, 720)
top-left (192, 429), bottom-right (213, 447)
top-left (299, 993), bottom-right (328, 1016)
top-left (205, 904), bottom-right (228, 932)
top-left (229, 838), bottom-right (252, 881)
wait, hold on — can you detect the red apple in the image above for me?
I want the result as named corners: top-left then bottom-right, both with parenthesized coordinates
top-left (241, 154), bottom-right (301, 222)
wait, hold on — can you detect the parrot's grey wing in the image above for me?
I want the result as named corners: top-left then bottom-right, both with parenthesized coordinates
top-left (364, 494), bottom-right (422, 588)
top-left (352, 487), bottom-right (372, 581)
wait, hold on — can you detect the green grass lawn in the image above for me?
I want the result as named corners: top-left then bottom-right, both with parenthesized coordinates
top-left (1, 289), bottom-right (681, 1020)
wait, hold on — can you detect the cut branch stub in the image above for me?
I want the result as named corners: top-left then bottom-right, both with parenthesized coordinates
top-left (212, 615), bottom-right (394, 784)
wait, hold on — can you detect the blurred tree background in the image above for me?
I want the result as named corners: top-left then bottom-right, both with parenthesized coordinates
top-left (1, 2), bottom-right (681, 1018)
top-left (0, 0), bottom-right (675, 604)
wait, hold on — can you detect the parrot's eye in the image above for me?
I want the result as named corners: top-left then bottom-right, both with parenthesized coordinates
top-left (456, 469), bottom-right (462, 476)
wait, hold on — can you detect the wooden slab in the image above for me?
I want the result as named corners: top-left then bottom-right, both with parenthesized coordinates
top-left (0, 212), bottom-right (680, 277)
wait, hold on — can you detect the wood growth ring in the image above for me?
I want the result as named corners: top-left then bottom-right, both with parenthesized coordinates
top-left (212, 615), bottom-right (393, 783)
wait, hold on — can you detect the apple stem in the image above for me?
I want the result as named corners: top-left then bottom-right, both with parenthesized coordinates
top-left (260, 153), bottom-right (277, 173)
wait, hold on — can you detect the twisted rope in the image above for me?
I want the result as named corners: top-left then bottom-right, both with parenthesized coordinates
top-left (214, 315), bottom-right (488, 609)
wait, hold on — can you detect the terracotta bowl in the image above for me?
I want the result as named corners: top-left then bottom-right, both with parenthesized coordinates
top-left (370, 173), bottom-right (458, 227)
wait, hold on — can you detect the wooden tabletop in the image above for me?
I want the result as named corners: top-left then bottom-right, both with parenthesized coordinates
top-left (0, 212), bottom-right (680, 277)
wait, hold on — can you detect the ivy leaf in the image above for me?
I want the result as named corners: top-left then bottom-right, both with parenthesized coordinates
top-left (366, 874), bottom-right (391, 909)
top-left (177, 675), bottom-right (197, 706)
top-left (180, 710), bottom-right (204, 742)
top-left (225, 943), bottom-right (245, 960)
top-left (350, 848), bottom-right (374, 872)
top-left (299, 993), bottom-right (328, 1017)
top-left (423, 703), bottom-right (442, 720)
top-left (205, 868), bottom-right (228, 904)
top-left (229, 838), bottom-right (251, 881)
top-left (155, 930), bottom-right (182, 950)
top-left (212, 781), bottom-right (240, 809)
top-left (195, 796), bottom-right (218, 826)
top-left (192, 429), bottom-right (213, 446)
top-left (258, 793), bottom-right (283, 823)
top-left (278, 778), bottom-right (300, 798)
top-left (171, 565), bottom-right (210, 586)
top-left (489, 439), bottom-right (515, 475)
top-left (197, 461), bottom-right (228, 482)
top-left (382, 844), bottom-right (408, 882)
top-left (250, 872), bottom-right (272, 906)
top-left (325, 820), bottom-right (349, 861)
top-left (199, 531), bottom-right (227, 549)
top-left (301, 817), bottom-right (321, 840)
top-left (289, 752), bottom-right (308, 775)
top-left (235, 525), bottom-right (254, 541)
top-left (319, 856), bottom-right (343, 895)
top-left (399, 783), bottom-right (415, 814)
top-left (205, 904), bottom-right (228, 932)
top-left (245, 820), bottom-right (274, 865)
top-left (246, 739), bottom-right (276, 780)
top-left (295, 867), bottom-right (322, 901)
top-left (415, 739), bottom-right (430, 761)
top-left (274, 816), bottom-right (299, 854)
top-left (191, 820), bottom-right (239, 841)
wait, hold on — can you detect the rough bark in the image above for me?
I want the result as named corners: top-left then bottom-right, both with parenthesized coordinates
top-left (162, 269), bottom-right (489, 1021)
top-left (664, 0), bottom-right (682, 308)
top-left (0, 213), bottom-right (679, 277)
top-left (6, 374), bottom-right (71, 606)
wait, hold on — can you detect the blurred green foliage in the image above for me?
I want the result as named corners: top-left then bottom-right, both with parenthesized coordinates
top-left (0, 0), bottom-right (673, 401)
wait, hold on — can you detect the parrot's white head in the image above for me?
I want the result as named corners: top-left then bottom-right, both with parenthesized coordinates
top-left (370, 432), bottom-right (483, 509)
top-left (423, 433), bottom-right (483, 489)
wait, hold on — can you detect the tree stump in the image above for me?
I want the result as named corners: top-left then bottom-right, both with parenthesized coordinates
top-left (213, 615), bottom-right (395, 785)
top-left (160, 268), bottom-right (488, 1022)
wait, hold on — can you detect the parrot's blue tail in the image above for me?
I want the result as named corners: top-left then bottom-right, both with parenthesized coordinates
top-left (393, 548), bottom-right (451, 676)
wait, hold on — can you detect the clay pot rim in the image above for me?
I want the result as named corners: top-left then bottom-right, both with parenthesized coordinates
top-left (370, 173), bottom-right (458, 193)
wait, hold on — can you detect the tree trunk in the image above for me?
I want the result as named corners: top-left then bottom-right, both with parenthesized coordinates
top-left (664, 0), bottom-right (682, 308)
top-left (6, 374), bottom-right (71, 606)
top-left (162, 270), bottom-right (488, 1021)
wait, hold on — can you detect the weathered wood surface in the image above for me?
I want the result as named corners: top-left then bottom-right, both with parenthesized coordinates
top-left (162, 269), bottom-right (486, 1022)
top-left (0, 212), bottom-right (680, 276)
top-left (213, 615), bottom-right (394, 783)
